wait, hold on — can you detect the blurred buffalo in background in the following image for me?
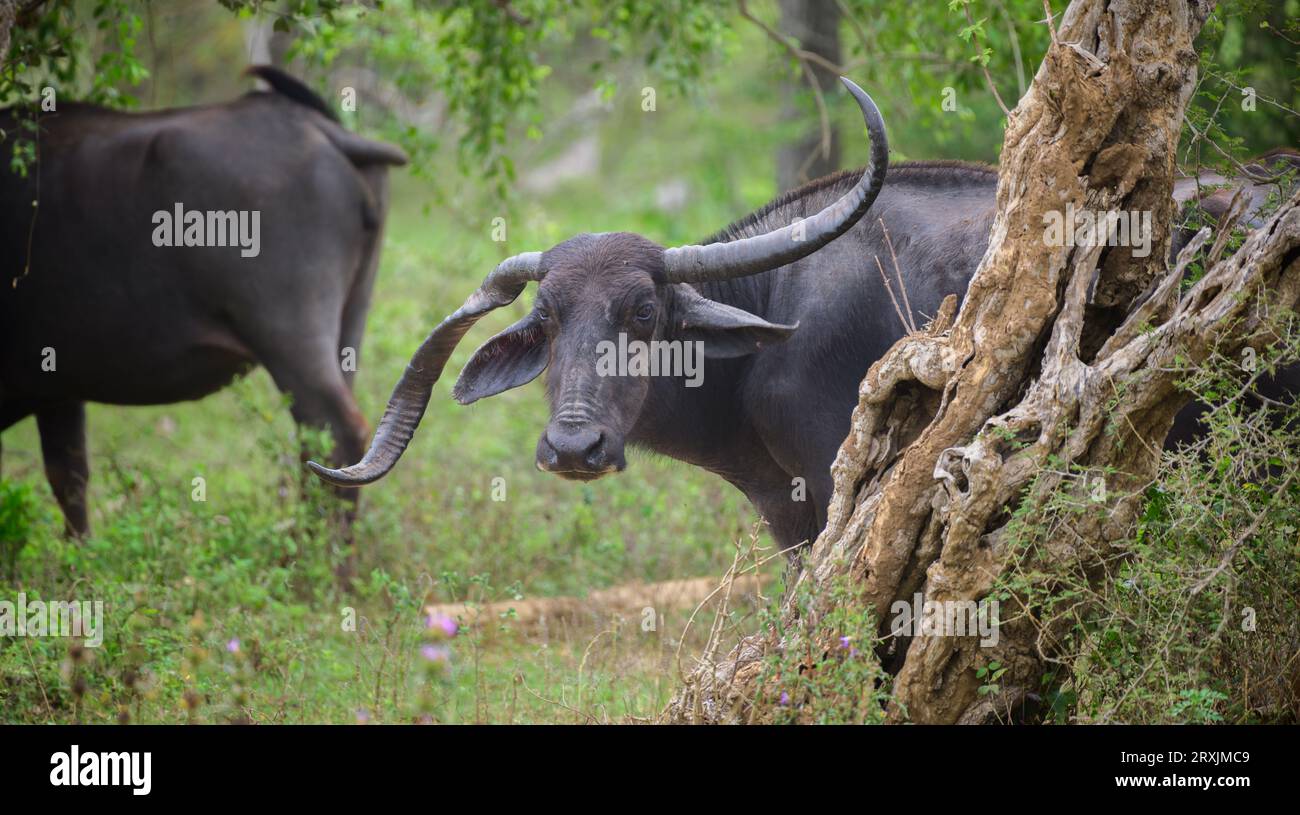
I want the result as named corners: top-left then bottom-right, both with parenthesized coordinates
top-left (0, 66), bottom-right (407, 536)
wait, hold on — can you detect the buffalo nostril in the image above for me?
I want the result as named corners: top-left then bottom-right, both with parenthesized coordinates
top-left (546, 426), bottom-right (604, 470)
top-left (536, 436), bottom-right (558, 469)
top-left (584, 431), bottom-right (606, 468)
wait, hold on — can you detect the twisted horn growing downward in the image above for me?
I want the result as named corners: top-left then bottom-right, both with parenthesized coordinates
top-left (662, 77), bottom-right (888, 283)
top-left (307, 252), bottom-right (544, 486)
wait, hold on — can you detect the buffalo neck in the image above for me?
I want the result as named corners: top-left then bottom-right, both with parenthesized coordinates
top-left (626, 274), bottom-right (776, 482)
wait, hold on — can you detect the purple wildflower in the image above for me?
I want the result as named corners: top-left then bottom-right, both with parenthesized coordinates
top-left (420, 644), bottom-right (450, 663)
top-left (425, 613), bottom-right (458, 638)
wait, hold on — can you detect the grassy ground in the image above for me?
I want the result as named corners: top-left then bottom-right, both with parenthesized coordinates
top-left (0, 67), bottom-right (829, 723)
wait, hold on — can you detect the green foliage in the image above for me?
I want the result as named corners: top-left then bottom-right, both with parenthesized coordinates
top-left (4, 1), bottom-right (1294, 185)
top-left (830, 0), bottom-right (1050, 159)
top-left (995, 310), bottom-right (1300, 724)
top-left (754, 573), bottom-right (891, 724)
top-left (1, 0), bottom-right (149, 174)
top-left (1187, 0), bottom-right (1300, 168)
top-left (0, 480), bottom-right (42, 579)
top-left (3, 0), bottom-right (147, 107)
top-left (975, 659), bottom-right (1007, 697)
top-left (287, 0), bottom-right (736, 194)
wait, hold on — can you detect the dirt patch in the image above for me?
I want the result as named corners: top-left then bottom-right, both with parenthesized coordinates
top-left (427, 575), bottom-right (768, 631)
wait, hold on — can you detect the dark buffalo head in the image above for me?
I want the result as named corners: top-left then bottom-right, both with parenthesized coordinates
top-left (308, 77), bottom-right (888, 488)
top-left (454, 231), bottom-right (805, 480)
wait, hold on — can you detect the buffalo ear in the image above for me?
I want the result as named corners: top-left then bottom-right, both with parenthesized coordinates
top-left (453, 313), bottom-right (549, 404)
top-left (673, 285), bottom-right (798, 358)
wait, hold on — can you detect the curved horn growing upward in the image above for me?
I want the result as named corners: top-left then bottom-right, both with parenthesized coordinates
top-left (662, 77), bottom-right (888, 283)
top-left (308, 252), bottom-right (544, 486)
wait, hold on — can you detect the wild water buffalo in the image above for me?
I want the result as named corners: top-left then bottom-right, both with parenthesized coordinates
top-left (1170, 148), bottom-right (1300, 254)
top-left (0, 66), bottom-right (407, 536)
top-left (1162, 147), bottom-right (1300, 447)
top-left (310, 77), bottom-right (1296, 554)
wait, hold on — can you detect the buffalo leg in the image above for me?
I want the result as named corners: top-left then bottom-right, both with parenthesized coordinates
top-left (270, 363), bottom-right (369, 579)
top-left (296, 377), bottom-right (368, 581)
top-left (286, 378), bottom-right (369, 480)
top-left (748, 387), bottom-right (852, 539)
top-left (760, 496), bottom-right (821, 562)
top-left (738, 475), bottom-right (822, 568)
top-left (263, 358), bottom-right (370, 556)
top-left (36, 402), bottom-right (90, 538)
top-left (338, 225), bottom-right (383, 395)
top-left (259, 346), bottom-right (369, 473)
top-left (256, 322), bottom-right (371, 581)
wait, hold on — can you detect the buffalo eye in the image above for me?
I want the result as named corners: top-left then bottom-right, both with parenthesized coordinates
top-left (536, 305), bottom-right (550, 321)
top-left (635, 303), bottom-right (656, 322)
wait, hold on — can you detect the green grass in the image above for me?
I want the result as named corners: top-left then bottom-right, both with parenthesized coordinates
top-left (0, 70), bottom-right (814, 723)
top-left (0, 188), bottom-right (775, 721)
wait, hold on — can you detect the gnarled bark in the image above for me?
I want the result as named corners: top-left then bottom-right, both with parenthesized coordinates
top-left (669, 0), bottom-right (1300, 724)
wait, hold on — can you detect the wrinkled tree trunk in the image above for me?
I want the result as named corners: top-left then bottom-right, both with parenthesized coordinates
top-left (670, 0), bottom-right (1300, 724)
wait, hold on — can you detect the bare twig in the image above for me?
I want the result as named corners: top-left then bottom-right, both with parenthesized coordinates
top-left (1191, 474), bottom-right (1292, 595)
top-left (834, 0), bottom-right (874, 58)
top-left (737, 0), bottom-right (858, 76)
top-left (961, 4), bottom-right (1011, 116)
top-left (574, 627), bottom-right (615, 723)
top-left (992, 0), bottom-right (1026, 98)
top-left (875, 256), bottom-right (912, 334)
top-left (880, 220), bottom-right (916, 333)
top-left (492, 0), bottom-right (532, 26)
top-left (23, 638), bottom-right (53, 722)
top-left (673, 535), bottom-right (791, 683)
top-left (519, 675), bottom-right (599, 724)
top-left (737, 0), bottom-right (859, 167)
top-left (1041, 0), bottom-right (1058, 44)
top-left (1206, 70), bottom-right (1300, 118)
top-left (1182, 113), bottom-right (1292, 184)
